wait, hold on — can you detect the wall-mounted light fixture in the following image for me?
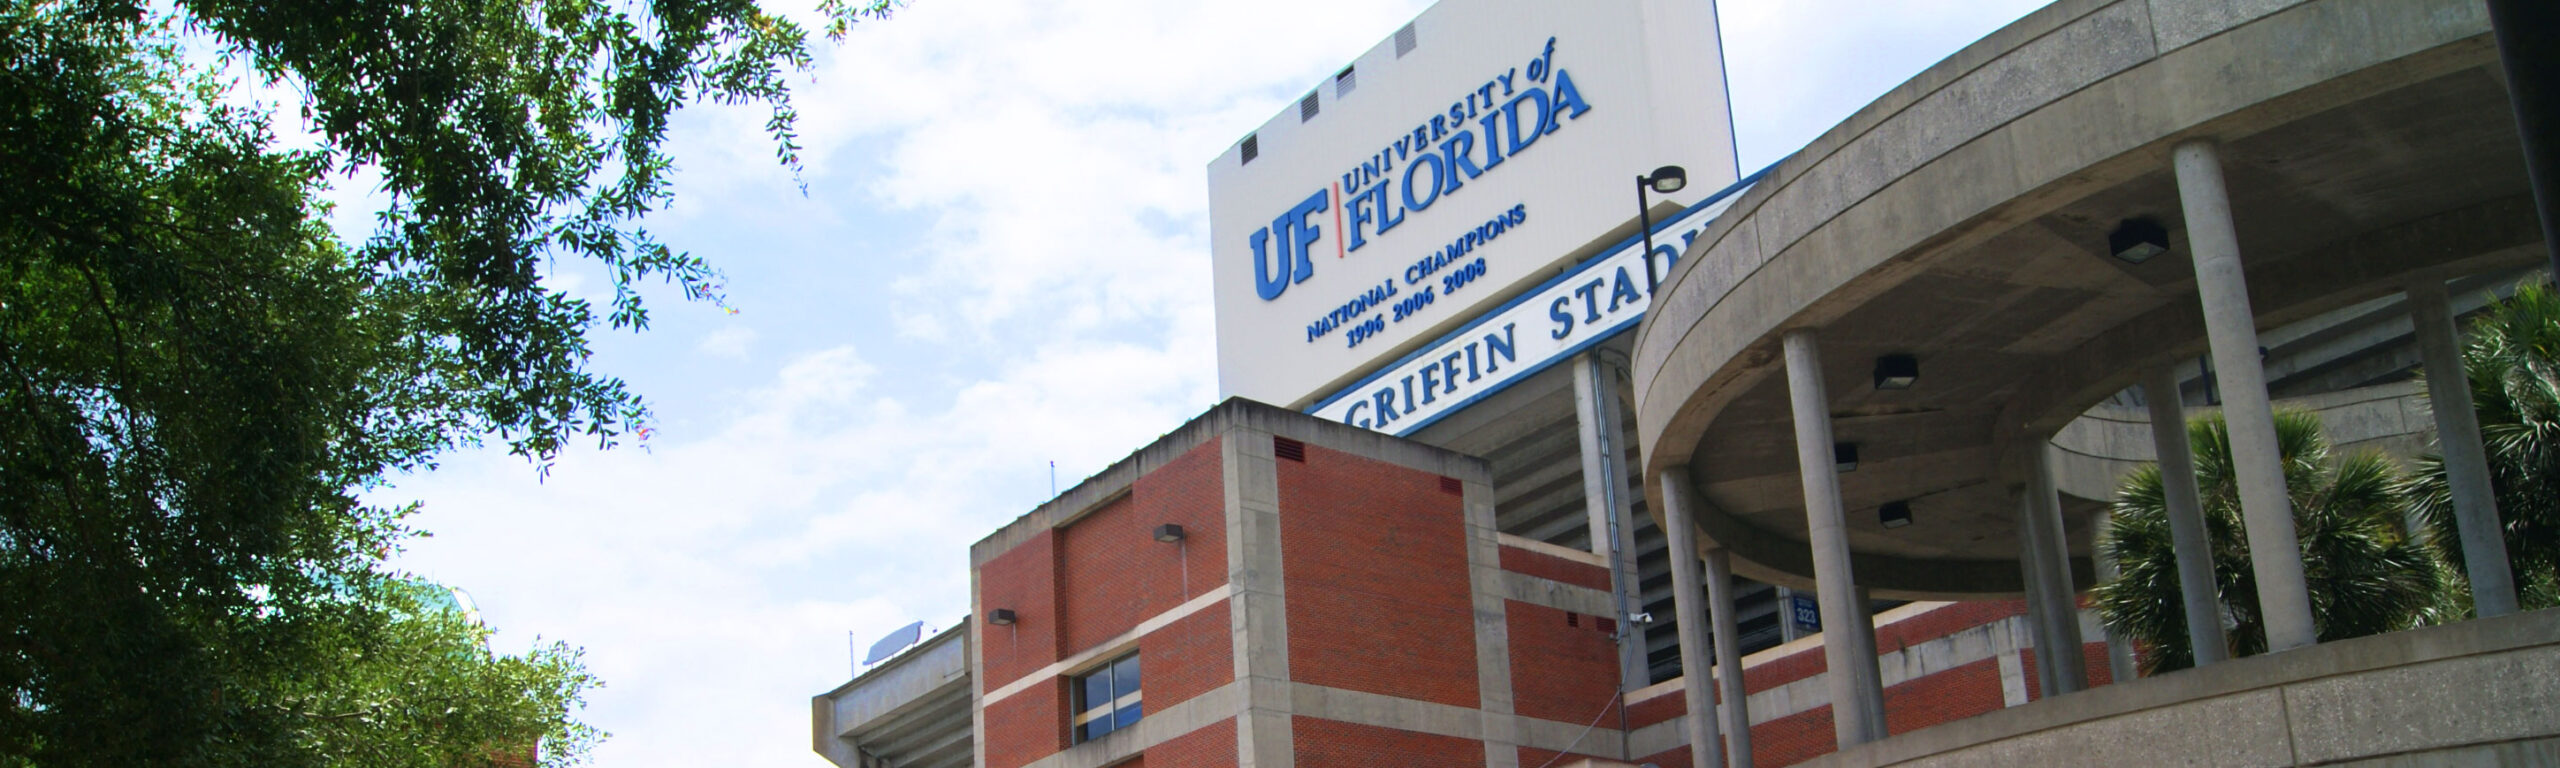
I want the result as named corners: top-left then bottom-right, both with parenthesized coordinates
top-left (986, 608), bottom-right (1017, 626)
top-left (1873, 354), bottom-right (1919, 390)
top-left (1153, 524), bottom-right (1186, 543)
top-left (1880, 500), bottom-right (1914, 529)
top-left (2109, 217), bottom-right (2169, 264)
top-left (1834, 443), bottom-right (1860, 473)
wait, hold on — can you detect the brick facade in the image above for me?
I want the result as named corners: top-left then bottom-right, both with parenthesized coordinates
top-left (1502, 600), bottom-right (1620, 725)
top-left (1496, 545), bottom-right (1612, 591)
top-left (966, 400), bottom-right (2140, 768)
top-left (1293, 718), bottom-right (1483, 768)
top-left (1279, 443), bottom-right (1478, 709)
top-left (978, 530), bottom-right (1061, 689)
top-left (1143, 720), bottom-right (1236, 768)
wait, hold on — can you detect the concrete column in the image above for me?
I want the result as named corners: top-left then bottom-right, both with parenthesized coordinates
top-left (1221, 431), bottom-right (1296, 768)
top-left (1704, 549), bottom-right (1755, 768)
top-left (1658, 467), bottom-right (1726, 768)
top-left (2022, 449), bottom-right (2086, 695)
top-left (1846, 585), bottom-right (1888, 732)
top-left (2089, 509), bottom-right (2139, 684)
top-left (2407, 279), bottom-right (2521, 617)
top-left (2143, 367), bottom-right (2230, 666)
top-left (2172, 139), bottom-right (2317, 652)
top-left (2016, 491), bottom-right (2062, 699)
top-left (1778, 329), bottom-right (1887, 747)
top-left (1574, 354), bottom-right (1651, 688)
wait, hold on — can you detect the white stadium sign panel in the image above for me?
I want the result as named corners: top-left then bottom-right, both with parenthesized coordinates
top-left (1307, 176), bottom-right (1758, 436)
top-left (1207, 0), bottom-right (1739, 412)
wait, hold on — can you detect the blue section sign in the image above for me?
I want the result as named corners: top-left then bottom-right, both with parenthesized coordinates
top-left (1790, 595), bottom-right (1822, 632)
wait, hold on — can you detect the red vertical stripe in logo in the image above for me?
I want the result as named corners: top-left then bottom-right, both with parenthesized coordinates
top-left (1332, 182), bottom-right (1348, 259)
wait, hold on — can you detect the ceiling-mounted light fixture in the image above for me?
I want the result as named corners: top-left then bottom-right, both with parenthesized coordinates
top-left (1834, 443), bottom-right (1860, 473)
top-left (2109, 217), bottom-right (2169, 264)
top-left (1880, 500), bottom-right (1914, 529)
top-left (1153, 523), bottom-right (1187, 543)
top-left (1873, 354), bottom-right (1919, 390)
top-left (986, 608), bottom-right (1017, 626)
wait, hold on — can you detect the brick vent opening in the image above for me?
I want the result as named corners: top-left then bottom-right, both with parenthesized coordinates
top-left (1273, 436), bottom-right (1306, 463)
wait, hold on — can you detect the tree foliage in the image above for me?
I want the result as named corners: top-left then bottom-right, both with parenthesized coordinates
top-left (2404, 278), bottom-right (2560, 611)
top-left (0, 0), bottom-right (889, 761)
top-left (2094, 411), bottom-right (2446, 675)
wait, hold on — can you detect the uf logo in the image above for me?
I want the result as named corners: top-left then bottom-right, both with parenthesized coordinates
top-left (1251, 189), bottom-right (1331, 301)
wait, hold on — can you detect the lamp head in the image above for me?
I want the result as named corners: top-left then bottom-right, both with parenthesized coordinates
top-left (1873, 354), bottom-right (1919, 390)
top-left (1880, 500), bottom-right (1914, 529)
top-left (1645, 165), bottom-right (1688, 194)
top-left (2109, 217), bottom-right (2170, 263)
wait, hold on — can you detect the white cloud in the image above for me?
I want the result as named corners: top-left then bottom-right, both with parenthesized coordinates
top-left (391, 330), bottom-right (1210, 766)
top-left (697, 324), bottom-right (762, 360)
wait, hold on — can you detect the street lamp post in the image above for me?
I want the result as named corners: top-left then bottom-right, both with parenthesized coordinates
top-left (1638, 165), bottom-right (1689, 294)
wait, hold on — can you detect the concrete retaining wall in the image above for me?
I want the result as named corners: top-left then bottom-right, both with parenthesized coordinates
top-left (1805, 609), bottom-right (2560, 767)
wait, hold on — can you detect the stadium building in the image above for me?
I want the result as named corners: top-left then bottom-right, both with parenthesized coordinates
top-left (815, 0), bottom-right (2560, 766)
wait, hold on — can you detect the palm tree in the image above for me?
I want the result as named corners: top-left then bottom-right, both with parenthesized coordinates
top-left (2404, 278), bottom-right (2560, 611)
top-left (2095, 410), bottom-right (2446, 674)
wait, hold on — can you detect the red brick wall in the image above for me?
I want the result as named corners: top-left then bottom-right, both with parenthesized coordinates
top-left (1745, 644), bottom-right (1825, 696)
top-left (1875, 601), bottom-right (2022, 653)
top-left (1518, 746), bottom-right (1614, 766)
top-left (1497, 545), bottom-right (1610, 591)
top-left (1747, 601), bottom-right (2030, 695)
top-left (1294, 718), bottom-right (1484, 768)
top-left (1279, 442), bottom-right (1478, 709)
top-left (1144, 719), bottom-right (1235, 768)
top-left (1641, 745), bottom-right (1698, 768)
top-left (983, 679), bottom-right (1068, 768)
top-left (980, 439), bottom-right (1227, 768)
top-left (1503, 600), bottom-right (1621, 724)
top-left (1625, 690), bottom-right (1689, 730)
top-left (2083, 641), bottom-right (2118, 687)
top-left (1753, 704), bottom-right (1835, 767)
top-left (1058, 439), bottom-right (1226, 656)
top-left (1881, 656), bottom-right (2006, 736)
top-left (1136, 437), bottom-right (1228, 608)
top-left (979, 530), bottom-right (1062, 689)
top-left (1138, 600), bottom-right (1232, 712)
top-left (1738, 609), bottom-right (2127, 767)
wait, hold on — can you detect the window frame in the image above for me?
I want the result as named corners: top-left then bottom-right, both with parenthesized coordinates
top-left (1070, 652), bottom-right (1142, 743)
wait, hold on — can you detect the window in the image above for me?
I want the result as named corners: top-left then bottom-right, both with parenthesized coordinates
top-left (1073, 654), bottom-right (1142, 742)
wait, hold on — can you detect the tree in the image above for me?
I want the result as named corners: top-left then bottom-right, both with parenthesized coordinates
top-left (2404, 278), bottom-right (2560, 611)
top-left (0, 0), bottom-right (888, 762)
top-left (2094, 411), bottom-right (2447, 674)
top-left (260, 578), bottom-right (603, 768)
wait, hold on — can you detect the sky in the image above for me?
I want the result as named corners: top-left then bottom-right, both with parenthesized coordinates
top-left (338, 0), bottom-right (2055, 765)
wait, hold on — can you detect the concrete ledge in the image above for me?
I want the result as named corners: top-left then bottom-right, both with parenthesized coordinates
top-left (1807, 608), bottom-right (2560, 767)
top-left (2047, 381), bottom-right (2429, 502)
